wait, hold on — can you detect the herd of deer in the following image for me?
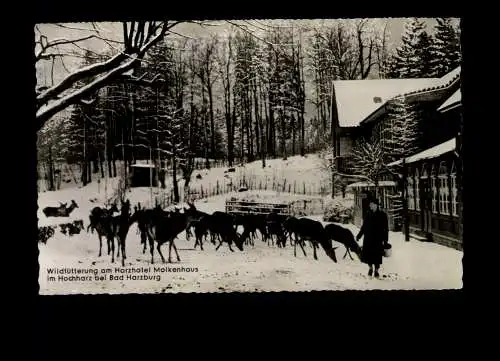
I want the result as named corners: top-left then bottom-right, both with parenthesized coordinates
top-left (41, 199), bottom-right (364, 267)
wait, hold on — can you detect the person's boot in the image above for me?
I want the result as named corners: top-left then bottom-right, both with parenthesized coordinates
top-left (374, 269), bottom-right (380, 278)
top-left (368, 268), bottom-right (373, 277)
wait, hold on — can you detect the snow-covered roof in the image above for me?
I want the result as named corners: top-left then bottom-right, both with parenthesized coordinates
top-left (347, 180), bottom-right (397, 188)
top-left (439, 66), bottom-right (461, 84)
top-left (437, 89), bottom-right (461, 112)
top-left (398, 66), bottom-right (461, 99)
top-left (387, 138), bottom-right (456, 167)
top-left (334, 66), bottom-right (462, 128)
top-left (333, 78), bottom-right (437, 127)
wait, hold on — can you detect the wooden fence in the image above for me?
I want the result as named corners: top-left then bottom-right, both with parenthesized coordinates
top-left (159, 176), bottom-right (328, 208)
top-left (225, 200), bottom-right (291, 216)
top-left (225, 197), bottom-right (325, 218)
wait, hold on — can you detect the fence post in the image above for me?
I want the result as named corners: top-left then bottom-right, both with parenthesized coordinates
top-left (217, 180), bottom-right (220, 195)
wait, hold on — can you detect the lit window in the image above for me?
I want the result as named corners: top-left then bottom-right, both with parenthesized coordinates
top-left (407, 174), bottom-right (415, 210)
top-left (431, 165), bottom-right (438, 214)
top-left (415, 169), bottom-right (420, 211)
top-left (450, 161), bottom-right (458, 216)
top-left (438, 162), bottom-right (450, 215)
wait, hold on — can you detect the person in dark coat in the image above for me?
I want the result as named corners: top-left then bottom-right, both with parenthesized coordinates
top-left (356, 198), bottom-right (389, 278)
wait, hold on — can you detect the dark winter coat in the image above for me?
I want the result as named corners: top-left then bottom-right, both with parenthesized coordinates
top-left (357, 210), bottom-right (389, 266)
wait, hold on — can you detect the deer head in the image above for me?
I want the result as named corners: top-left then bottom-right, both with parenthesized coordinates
top-left (186, 201), bottom-right (196, 210)
top-left (109, 203), bottom-right (119, 213)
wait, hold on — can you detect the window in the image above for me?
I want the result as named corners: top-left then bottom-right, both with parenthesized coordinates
top-left (421, 164), bottom-right (428, 179)
top-left (407, 174), bottom-right (415, 210)
top-left (438, 162), bottom-right (450, 215)
top-left (450, 161), bottom-right (458, 216)
top-left (415, 169), bottom-right (420, 211)
top-left (383, 188), bottom-right (390, 210)
top-left (431, 165), bottom-right (438, 214)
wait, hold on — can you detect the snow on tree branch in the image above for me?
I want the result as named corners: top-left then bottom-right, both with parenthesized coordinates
top-left (351, 137), bottom-right (386, 185)
top-left (36, 20), bottom-right (182, 132)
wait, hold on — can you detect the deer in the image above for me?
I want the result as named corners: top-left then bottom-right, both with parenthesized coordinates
top-left (42, 200), bottom-right (79, 217)
top-left (282, 216), bottom-right (301, 247)
top-left (38, 226), bottom-right (57, 244)
top-left (265, 211), bottom-right (287, 247)
top-left (184, 203), bottom-right (210, 243)
top-left (292, 218), bottom-right (338, 263)
top-left (89, 203), bottom-right (120, 258)
top-left (111, 199), bottom-right (132, 267)
top-left (129, 203), bottom-right (200, 264)
top-left (324, 223), bottom-right (362, 261)
top-left (209, 211), bottom-right (244, 252)
top-left (87, 203), bottom-right (119, 234)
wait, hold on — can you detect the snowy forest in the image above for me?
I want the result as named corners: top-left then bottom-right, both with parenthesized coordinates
top-left (36, 18), bottom-right (461, 198)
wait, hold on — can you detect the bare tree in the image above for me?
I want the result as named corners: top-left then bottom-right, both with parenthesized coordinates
top-left (35, 21), bottom-right (184, 131)
top-left (351, 137), bottom-right (386, 198)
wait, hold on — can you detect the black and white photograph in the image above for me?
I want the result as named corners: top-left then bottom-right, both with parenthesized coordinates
top-left (36, 17), bottom-right (463, 294)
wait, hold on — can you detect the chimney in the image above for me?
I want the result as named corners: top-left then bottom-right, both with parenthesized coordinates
top-left (373, 96), bottom-right (382, 103)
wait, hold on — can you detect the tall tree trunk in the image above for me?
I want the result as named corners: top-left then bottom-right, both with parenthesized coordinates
top-left (201, 85), bottom-right (210, 169)
top-left (93, 158), bottom-right (99, 174)
top-left (112, 155), bottom-right (117, 178)
top-left (173, 147), bottom-right (179, 203)
top-left (204, 111), bottom-right (209, 169)
top-left (99, 151), bottom-right (105, 178)
top-left (240, 107), bottom-right (244, 162)
top-left (261, 82), bottom-right (269, 166)
top-left (300, 110), bottom-right (305, 156)
top-left (230, 102), bottom-right (236, 166)
top-left (280, 107), bottom-right (287, 160)
top-left (87, 160), bottom-right (92, 184)
top-left (268, 93), bottom-right (275, 157)
top-left (252, 79), bottom-right (261, 163)
top-left (107, 117), bottom-right (113, 179)
top-left (224, 87), bottom-right (233, 166)
top-left (48, 147), bottom-right (55, 191)
top-left (208, 81), bottom-right (216, 160)
top-left (246, 93), bottom-right (253, 162)
top-left (82, 116), bottom-right (88, 185)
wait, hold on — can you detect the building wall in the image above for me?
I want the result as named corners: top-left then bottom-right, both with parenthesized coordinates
top-left (406, 153), bottom-right (461, 249)
top-left (131, 167), bottom-right (157, 187)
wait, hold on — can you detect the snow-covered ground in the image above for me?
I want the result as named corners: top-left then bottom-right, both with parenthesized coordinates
top-left (38, 185), bottom-right (463, 294)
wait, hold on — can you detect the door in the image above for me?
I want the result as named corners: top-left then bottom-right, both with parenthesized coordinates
top-left (420, 178), bottom-right (432, 234)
